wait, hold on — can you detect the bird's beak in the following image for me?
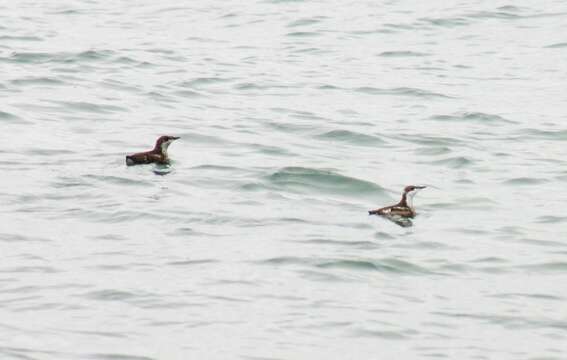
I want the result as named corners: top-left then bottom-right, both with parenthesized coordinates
top-left (172, 136), bottom-right (180, 140)
top-left (416, 186), bottom-right (427, 190)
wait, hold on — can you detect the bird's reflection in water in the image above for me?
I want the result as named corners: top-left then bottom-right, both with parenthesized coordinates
top-left (153, 164), bottom-right (173, 176)
top-left (383, 214), bottom-right (413, 228)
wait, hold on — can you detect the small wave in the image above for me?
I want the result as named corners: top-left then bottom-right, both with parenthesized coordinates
top-left (286, 31), bottom-right (320, 37)
top-left (173, 89), bottom-right (205, 98)
top-left (257, 256), bottom-right (430, 275)
top-left (11, 77), bottom-right (65, 86)
top-left (394, 134), bottom-right (463, 147)
top-left (278, 217), bottom-right (311, 224)
top-left (545, 42), bottom-right (567, 48)
top-left (378, 51), bottom-right (429, 57)
top-left (428, 112), bottom-right (515, 124)
top-left (259, 256), bottom-right (310, 266)
top-left (414, 146), bottom-right (452, 156)
top-left (517, 129), bottom-right (567, 140)
top-left (428, 156), bottom-right (474, 169)
top-left (384, 23), bottom-right (417, 31)
top-left (247, 143), bottom-right (295, 156)
top-left (466, 10), bottom-right (521, 20)
top-left (352, 328), bottom-right (415, 339)
top-left (317, 258), bottom-right (431, 274)
top-left (82, 289), bottom-right (148, 302)
top-left (266, 0), bottom-right (304, 3)
top-left (154, 6), bottom-right (191, 14)
top-left (73, 49), bottom-right (115, 61)
top-left (349, 29), bottom-right (397, 36)
top-left (374, 231), bottom-right (396, 240)
top-left (177, 77), bottom-right (232, 89)
top-left (50, 100), bottom-right (128, 114)
top-left (234, 82), bottom-right (291, 91)
top-left (191, 165), bottom-right (244, 173)
top-left (101, 79), bottom-right (142, 93)
top-left (89, 353), bottom-right (156, 360)
top-left (268, 107), bottom-right (325, 120)
top-left (147, 91), bottom-right (178, 103)
top-left (520, 262), bottom-right (567, 272)
top-left (265, 121), bottom-right (318, 134)
top-left (0, 110), bottom-right (26, 123)
top-left (491, 292), bottom-right (564, 301)
top-left (497, 5), bottom-right (525, 12)
top-left (0, 266), bottom-right (59, 273)
top-left (419, 17), bottom-right (470, 27)
top-left (437, 263), bottom-right (475, 274)
top-left (424, 5), bottom-right (538, 25)
top-left (471, 257), bottom-right (507, 264)
top-left (536, 216), bottom-right (567, 224)
top-left (520, 238), bottom-right (565, 248)
top-left (355, 86), bottom-right (453, 99)
top-left (0, 233), bottom-right (52, 243)
top-left (85, 174), bottom-right (151, 187)
top-left (51, 9), bottom-right (83, 15)
top-left (0, 35), bottom-right (42, 42)
top-left (292, 47), bottom-right (329, 55)
top-left (167, 259), bottom-right (218, 266)
top-left (240, 182), bottom-right (268, 192)
top-left (7, 51), bottom-right (54, 64)
top-left (316, 260), bottom-right (379, 271)
top-left (268, 167), bottom-right (385, 196)
top-left (114, 56), bottom-right (147, 65)
top-left (302, 239), bottom-right (379, 248)
top-left (297, 269), bottom-right (346, 282)
top-left (432, 311), bottom-right (567, 331)
top-left (503, 177), bottom-right (547, 185)
top-left (315, 129), bottom-right (386, 146)
top-left (6, 49), bottom-right (117, 65)
top-left (317, 84), bottom-right (342, 90)
top-left (287, 17), bottom-right (325, 27)
top-left (219, 12), bottom-right (238, 19)
top-left (25, 148), bottom-right (74, 156)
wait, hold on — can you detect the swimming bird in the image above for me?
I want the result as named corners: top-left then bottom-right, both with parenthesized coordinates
top-left (125, 135), bottom-right (179, 166)
top-left (368, 185), bottom-right (426, 226)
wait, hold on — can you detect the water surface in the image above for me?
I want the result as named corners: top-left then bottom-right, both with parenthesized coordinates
top-left (1, 1), bottom-right (567, 359)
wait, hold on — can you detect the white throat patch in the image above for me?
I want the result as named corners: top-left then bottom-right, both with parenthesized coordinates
top-left (406, 190), bottom-right (419, 209)
top-left (160, 140), bottom-right (172, 155)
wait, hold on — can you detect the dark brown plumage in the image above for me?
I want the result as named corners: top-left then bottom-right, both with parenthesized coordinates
top-left (369, 185), bottom-right (426, 219)
top-left (126, 135), bottom-right (179, 166)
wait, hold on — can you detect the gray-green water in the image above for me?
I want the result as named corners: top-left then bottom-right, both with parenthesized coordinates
top-left (1, 1), bottom-right (567, 359)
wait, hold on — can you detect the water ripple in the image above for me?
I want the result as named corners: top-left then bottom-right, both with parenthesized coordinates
top-left (315, 129), bottom-right (386, 146)
top-left (355, 86), bottom-right (454, 99)
top-left (545, 42), bottom-right (567, 49)
top-left (428, 112), bottom-right (516, 125)
top-left (503, 177), bottom-right (548, 185)
top-left (0, 110), bottom-right (27, 123)
top-left (89, 354), bottom-right (156, 360)
top-left (1, 1), bottom-right (565, 358)
top-left (268, 167), bottom-right (385, 196)
top-left (378, 51), bottom-right (429, 57)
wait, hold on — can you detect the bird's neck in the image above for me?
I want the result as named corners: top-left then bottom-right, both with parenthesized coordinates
top-left (400, 192), bottom-right (414, 209)
top-left (155, 142), bottom-right (170, 157)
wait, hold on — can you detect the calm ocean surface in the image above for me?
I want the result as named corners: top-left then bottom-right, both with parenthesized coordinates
top-left (1, 1), bottom-right (567, 359)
